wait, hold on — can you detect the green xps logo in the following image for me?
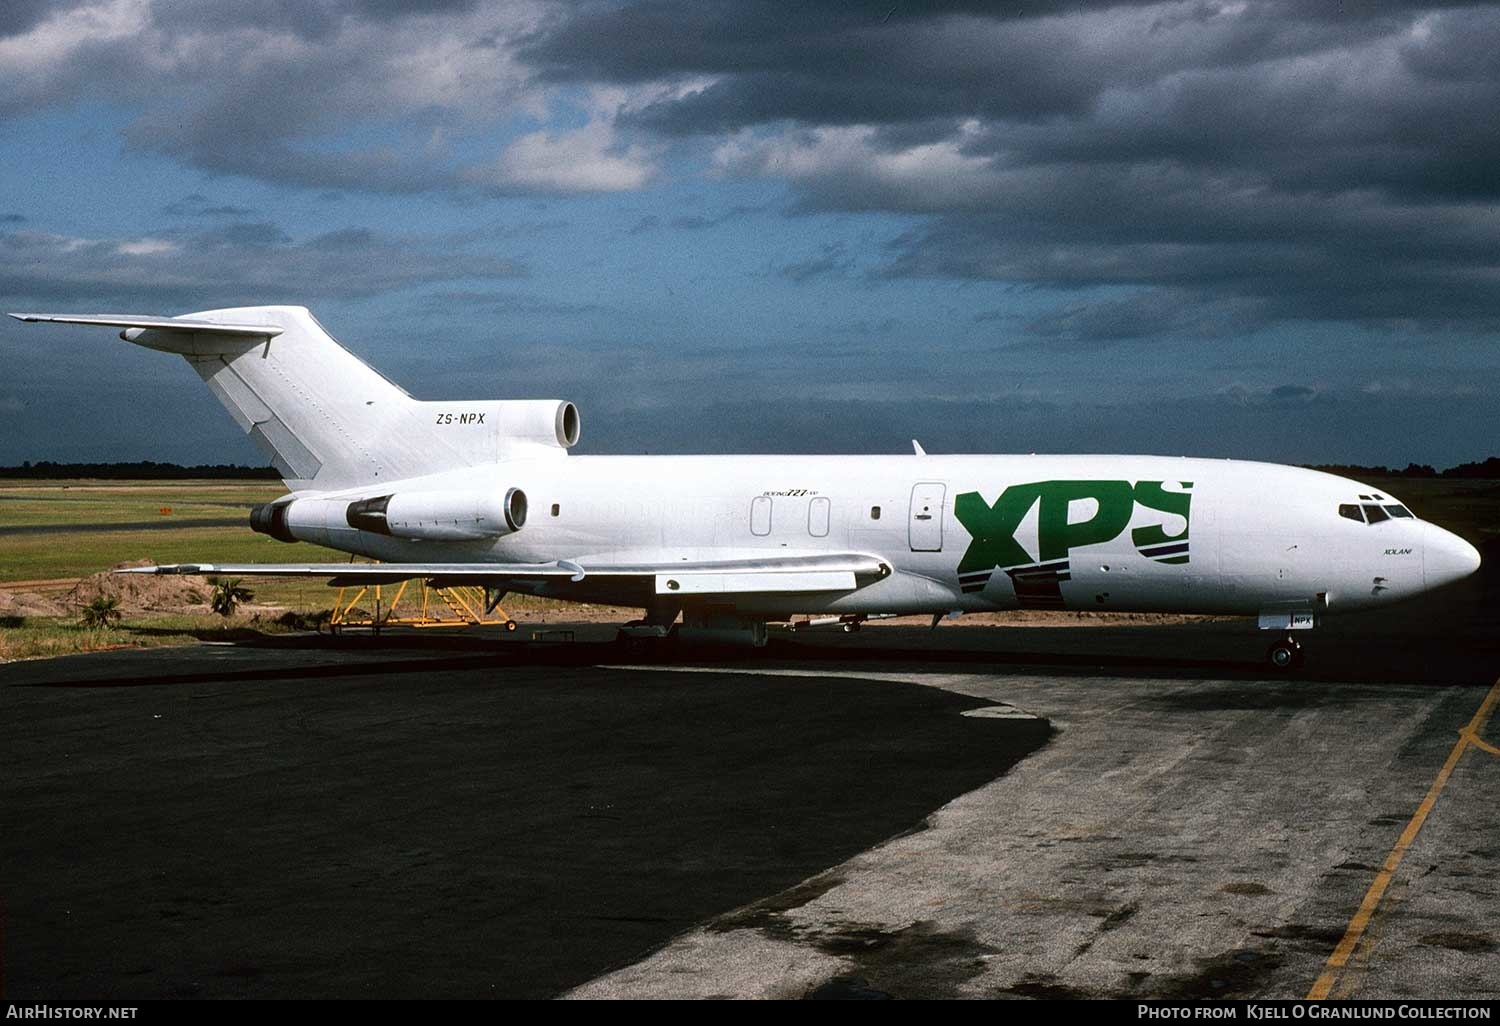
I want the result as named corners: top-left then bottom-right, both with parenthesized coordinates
top-left (954, 480), bottom-right (1193, 603)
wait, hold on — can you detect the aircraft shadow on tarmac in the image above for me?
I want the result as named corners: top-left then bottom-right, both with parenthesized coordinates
top-left (9, 549), bottom-right (1494, 692)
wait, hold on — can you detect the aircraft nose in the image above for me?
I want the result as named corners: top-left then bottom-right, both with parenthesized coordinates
top-left (1423, 522), bottom-right (1482, 590)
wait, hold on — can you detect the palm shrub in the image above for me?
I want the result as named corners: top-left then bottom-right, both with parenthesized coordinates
top-left (79, 596), bottom-right (121, 629)
top-left (209, 578), bottom-right (253, 617)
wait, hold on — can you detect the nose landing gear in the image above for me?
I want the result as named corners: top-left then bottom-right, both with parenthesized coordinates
top-left (1266, 633), bottom-right (1304, 671)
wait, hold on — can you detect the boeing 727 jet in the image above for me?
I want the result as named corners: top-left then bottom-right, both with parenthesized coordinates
top-left (10, 306), bottom-right (1481, 667)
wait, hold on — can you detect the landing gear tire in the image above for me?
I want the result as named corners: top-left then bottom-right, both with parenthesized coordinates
top-left (504, 620), bottom-right (518, 632)
top-left (1266, 635), bottom-right (1303, 671)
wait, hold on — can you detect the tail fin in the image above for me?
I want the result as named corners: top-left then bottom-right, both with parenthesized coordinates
top-left (13, 306), bottom-right (580, 489)
top-left (12, 306), bottom-right (417, 490)
top-left (181, 307), bottom-right (415, 490)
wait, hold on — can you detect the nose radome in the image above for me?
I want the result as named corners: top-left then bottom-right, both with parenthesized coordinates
top-left (1423, 522), bottom-right (1482, 589)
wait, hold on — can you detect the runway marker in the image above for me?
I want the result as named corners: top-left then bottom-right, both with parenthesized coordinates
top-left (1307, 675), bottom-right (1500, 1000)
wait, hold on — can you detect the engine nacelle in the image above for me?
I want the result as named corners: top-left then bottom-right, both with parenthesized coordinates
top-left (488, 400), bottom-right (580, 450)
top-left (251, 487), bottom-right (528, 544)
top-left (347, 488), bottom-right (527, 541)
top-left (420, 398), bottom-right (580, 461)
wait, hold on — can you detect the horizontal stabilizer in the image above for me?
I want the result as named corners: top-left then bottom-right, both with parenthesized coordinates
top-left (117, 553), bottom-right (890, 594)
top-left (8, 313), bottom-right (283, 338)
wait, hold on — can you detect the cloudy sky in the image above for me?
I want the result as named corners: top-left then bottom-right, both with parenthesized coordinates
top-left (2, 0), bottom-right (1497, 467)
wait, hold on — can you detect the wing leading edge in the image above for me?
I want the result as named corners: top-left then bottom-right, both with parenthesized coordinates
top-left (118, 553), bottom-right (891, 595)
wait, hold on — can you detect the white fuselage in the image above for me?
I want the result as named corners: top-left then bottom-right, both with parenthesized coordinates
top-left (276, 453), bottom-right (1478, 619)
top-left (16, 306), bottom-right (1479, 628)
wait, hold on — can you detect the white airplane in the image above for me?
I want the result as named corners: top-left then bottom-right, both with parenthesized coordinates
top-left (10, 306), bottom-right (1481, 667)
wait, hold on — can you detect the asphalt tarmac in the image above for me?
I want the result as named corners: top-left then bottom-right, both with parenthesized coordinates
top-left (0, 641), bottom-right (1048, 999)
top-left (2, 560), bottom-right (1495, 1000)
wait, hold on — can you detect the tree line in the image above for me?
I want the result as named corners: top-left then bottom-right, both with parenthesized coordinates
top-left (1303, 456), bottom-right (1500, 480)
top-left (2, 455), bottom-right (1497, 481)
top-left (0, 460), bottom-right (281, 480)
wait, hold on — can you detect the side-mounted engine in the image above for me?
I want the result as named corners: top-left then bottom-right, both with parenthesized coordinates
top-left (251, 486), bottom-right (529, 546)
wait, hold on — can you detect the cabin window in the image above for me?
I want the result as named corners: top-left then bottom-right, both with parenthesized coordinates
top-left (1338, 504), bottom-right (1364, 523)
top-left (870, 505), bottom-right (881, 520)
top-left (751, 496), bottom-right (772, 536)
top-left (809, 496), bottom-right (830, 537)
top-left (551, 503), bottom-right (560, 517)
top-left (1362, 504), bottom-right (1390, 524)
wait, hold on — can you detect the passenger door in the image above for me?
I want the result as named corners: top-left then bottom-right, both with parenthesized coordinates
top-left (909, 482), bottom-right (946, 552)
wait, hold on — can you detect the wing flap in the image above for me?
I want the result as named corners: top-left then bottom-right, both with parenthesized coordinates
top-left (116, 562), bottom-right (574, 586)
top-left (118, 553), bottom-right (889, 594)
top-left (655, 571), bottom-right (855, 595)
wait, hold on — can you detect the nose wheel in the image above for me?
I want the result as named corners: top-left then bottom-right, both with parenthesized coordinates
top-left (1266, 634), bottom-right (1303, 671)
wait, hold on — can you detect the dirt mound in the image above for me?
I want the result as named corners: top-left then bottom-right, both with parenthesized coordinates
top-left (65, 561), bottom-right (208, 613)
top-left (0, 588), bottom-right (69, 618)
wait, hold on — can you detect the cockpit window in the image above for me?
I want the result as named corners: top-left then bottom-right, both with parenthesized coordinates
top-left (1342, 500), bottom-right (1415, 524)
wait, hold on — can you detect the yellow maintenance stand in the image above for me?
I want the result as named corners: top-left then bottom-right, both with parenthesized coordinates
top-left (329, 575), bottom-right (518, 633)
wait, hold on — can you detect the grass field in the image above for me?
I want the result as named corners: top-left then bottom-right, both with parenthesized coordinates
top-left (0, 479), bottom-right (341, 611)
top-left (0, 479), bottom-right (607, 659)
top-left (0, 479), bottom-right (282, 529)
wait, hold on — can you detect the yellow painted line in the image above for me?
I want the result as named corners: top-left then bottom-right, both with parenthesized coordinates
top-left (1307, 677), bottom-right (1500, 1000)
top-left (1464, 732), bottom-right (1500, 757)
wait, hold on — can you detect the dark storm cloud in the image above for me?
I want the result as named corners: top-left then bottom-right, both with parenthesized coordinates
top-left (102, 0), bottom-right (485, 42)
top-left (195, 221), bottom-right (293, 246)
top-left (524, 1), bottom-right (1395, 134)
top-left (10, 2), bottom-right (1500, 340)
top-left (0, 0), bottom-right (84, 37)
top-left (0, 1), bottom-right (538, 194)
top-left (1023, 290), bottom-right (1265, 343)
top-left (161, 194), bottom-right (256, 218)
top-left (626, 205), bottom-right (764, 234)
top-left (775, 242), bottom-right (852, 284)
top-left (121, 75), bottom-right (460, 196)
top-left (0, 223), bottom-right (524, 310)
top-left (670, 205), bottom-right (765, 230)
top-left (526, 1), bottom-right (1500, 337)
top-left (1268, 384), bottom-right (1318, 404)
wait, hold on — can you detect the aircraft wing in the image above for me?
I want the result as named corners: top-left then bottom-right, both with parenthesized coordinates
top-left (8, 313), bottom-right (283, 338)
top-left (118, 553), bottom-right (890, 594)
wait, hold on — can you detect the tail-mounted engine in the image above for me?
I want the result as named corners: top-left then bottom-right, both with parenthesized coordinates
top-left (420, 399), bottom-right (580, 462)
top-left (251, 487), bottom-right (528, 545)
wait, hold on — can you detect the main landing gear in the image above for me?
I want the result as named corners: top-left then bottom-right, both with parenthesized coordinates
top-left (1265, 633), bottom-right (1304, 671)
